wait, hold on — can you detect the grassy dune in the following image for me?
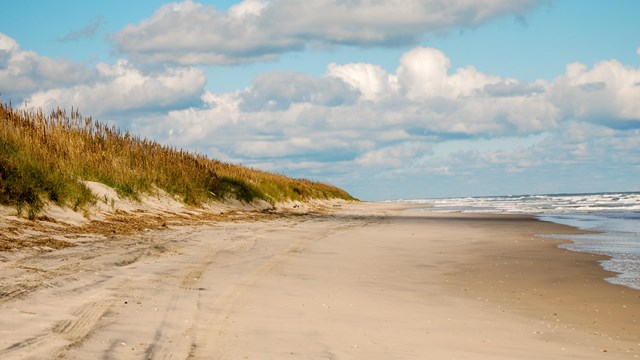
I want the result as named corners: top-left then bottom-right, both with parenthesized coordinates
top-left (0, 102), bottom-right (354, 218)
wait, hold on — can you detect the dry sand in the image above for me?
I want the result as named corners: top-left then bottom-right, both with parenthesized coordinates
top-left (0, 201), bottom-right (639, 359)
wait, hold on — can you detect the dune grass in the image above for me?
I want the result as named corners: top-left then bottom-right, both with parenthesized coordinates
top-left (0, 101), bottom-right (354, 218)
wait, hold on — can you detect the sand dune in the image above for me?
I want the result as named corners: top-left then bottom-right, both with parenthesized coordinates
top-left (1, 202), bottom-right (638, 359)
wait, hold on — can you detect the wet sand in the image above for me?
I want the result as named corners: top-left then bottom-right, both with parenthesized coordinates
top-left (1, 202), bottom-right (638, 359)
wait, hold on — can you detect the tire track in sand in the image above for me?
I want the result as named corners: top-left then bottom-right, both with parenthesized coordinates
top-left (187, 219), bottom-right (358, 359)
top-left (143, 232), bottom-right (257, 360)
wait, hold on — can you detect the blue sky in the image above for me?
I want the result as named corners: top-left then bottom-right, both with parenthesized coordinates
top-left (1, 0), bottom-right (639, 200)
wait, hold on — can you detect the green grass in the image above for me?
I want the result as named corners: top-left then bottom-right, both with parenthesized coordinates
top-left (0, 101), bottom-right (355, 217)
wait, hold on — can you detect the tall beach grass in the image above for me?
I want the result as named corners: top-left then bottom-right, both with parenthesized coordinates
top-left (0, 101), bottom-right (354, 218)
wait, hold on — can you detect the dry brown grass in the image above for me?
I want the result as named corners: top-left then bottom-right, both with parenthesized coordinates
top-left (0, 101), bottom-right (354, 217)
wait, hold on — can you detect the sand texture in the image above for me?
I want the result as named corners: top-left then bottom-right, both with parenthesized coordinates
top-left (1, 202), bottom-right (639, 359)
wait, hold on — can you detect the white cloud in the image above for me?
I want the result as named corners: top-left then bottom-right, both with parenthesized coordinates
top-left (412, 121), bottom-right (640, 183)
top-left (356, 142), bottom-right (432, 167)
top-left (136, 46), bottom-right (564, 174)
top-left (550, 60), bottom-right (640, 128)
top-left (133, 45), bottom-right (640, 191)
top-left (239, 71), bottom-right (359, 111)
top-left (26, 59), bottom-right (206, 117)
top-left (327, 62), bottom-right (398, 101)
top-left (2, 33), bottom-right (206, 120)
top-left (111, 0), bottom-right (297, 65)
top-left (0, 33), bottom-right (18, 52)
top-left (396, 47), bottom-right (503, 99)
top-left (397, 47), bottom-right (452, 99)
top-left (133, 91), bottom-right (241, 151)
top-left (228, 0), bottom-right (268, 18)
top-left (0, 33), bottom-right (93, 101)
top-left (4, 31), bottom-right (639, 198)
top-left (111, 0), bottom-right (542, 65)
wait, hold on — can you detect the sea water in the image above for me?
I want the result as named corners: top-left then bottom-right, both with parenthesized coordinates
top-left (403, 192), bottom-right (640, 290)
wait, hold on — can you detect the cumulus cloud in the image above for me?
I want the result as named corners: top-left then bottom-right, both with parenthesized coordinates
top-left (239, 71), bottom-right (359, 111)
top-left (327, 62), bottom-right (398, 101)
top-left (111, 0), bottom-right (541, 65)
top-left (27, 60), bottom-right (206, 117)
top-left (356, 142), bottom-right (432, 167)
top-left (550, 60), bottom-right (640, 128)
top-left (0, 33), bottom-right (93, 102)
top-left (4, 30), bottom-right (639, 197)
top-left (386, 122), bottom-right (639, 197)
top-left (1, 33), bottom-right (207, 121)
top-left (131, 45), bottom-right (640, 195)
top-left (137, 46), bottom-right (564, 173)
top-left (396, 47), bottom-right (504, 99)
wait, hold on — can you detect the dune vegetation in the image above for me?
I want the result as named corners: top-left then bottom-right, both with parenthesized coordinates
top-left (0, 101), bottom-right (354, 219)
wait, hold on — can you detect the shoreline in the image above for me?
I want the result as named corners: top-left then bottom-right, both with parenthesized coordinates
top-left (432, 210), bottom-right (640, 348)
top-left (407, 203), bottom-right (639, 292)
top-left (1, 201), bottom-right (638, 358)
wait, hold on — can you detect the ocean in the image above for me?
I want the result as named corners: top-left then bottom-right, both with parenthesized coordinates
top-left (402, 192), bottom-right (640, 291)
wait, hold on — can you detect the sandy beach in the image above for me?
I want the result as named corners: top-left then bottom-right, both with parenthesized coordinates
top-left (1, 201), bottom-right (639, 359)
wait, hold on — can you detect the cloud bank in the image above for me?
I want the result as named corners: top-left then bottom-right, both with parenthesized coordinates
top-left (2, 26), bottom-right (639, 198)
top-left (125, 46), bottom-right (640, 192)
top-left (111, 0), bottom-right (541, 65)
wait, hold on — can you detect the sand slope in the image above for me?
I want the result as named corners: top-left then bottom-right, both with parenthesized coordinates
top-left (0, 202), bottom-right (638, 359)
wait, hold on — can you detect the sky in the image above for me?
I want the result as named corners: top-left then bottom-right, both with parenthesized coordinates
top-left (1, 0), bottom-right (639, 200)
